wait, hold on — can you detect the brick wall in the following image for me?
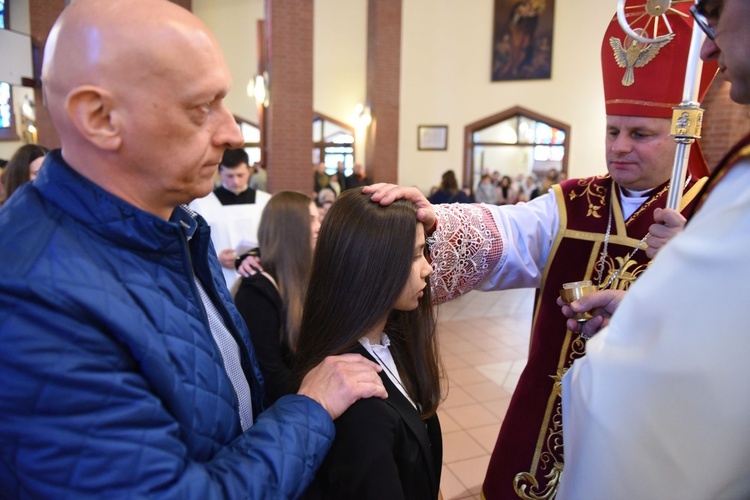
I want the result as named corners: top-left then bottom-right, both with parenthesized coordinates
top-left (365, 0), bottom-right (401, 184)
top-left (263, 0), bottom-right (314, 195)
top-left (28, 0), bottom-right (65, 149)
top-left (702, 73), bottom-right (750, 171)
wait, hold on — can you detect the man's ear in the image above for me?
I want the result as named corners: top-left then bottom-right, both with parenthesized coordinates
top-left (65, 86), bottom-right (122, 151)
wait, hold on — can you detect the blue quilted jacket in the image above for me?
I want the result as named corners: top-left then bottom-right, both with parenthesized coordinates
top-left (0, 151), bottom-right (334, 498)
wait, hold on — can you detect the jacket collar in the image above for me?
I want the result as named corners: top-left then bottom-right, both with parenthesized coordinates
top-left (37, 150), bottom-right (200, 252)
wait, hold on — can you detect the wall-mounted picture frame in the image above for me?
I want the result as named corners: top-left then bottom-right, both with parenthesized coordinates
top-left (418, 125), bottom-right (448, 151)
top-left (492, 0), bottom-right (555, 82)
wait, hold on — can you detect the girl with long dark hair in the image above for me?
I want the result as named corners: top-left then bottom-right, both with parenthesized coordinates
top-left (294, 188), bottom-right (444, 499)
top-left (234, 191), bottom-right (320, 405)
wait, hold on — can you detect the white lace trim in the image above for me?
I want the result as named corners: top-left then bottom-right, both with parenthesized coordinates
top-left (428, 204), bottom-right (503, 303)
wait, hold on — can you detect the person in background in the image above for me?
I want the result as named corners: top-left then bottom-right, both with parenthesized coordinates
top-left (516, 173), bottom-right (541, 202)
top-left (540, 167), bottom-right (560, 193)
top-left (331, 161), bottom-right (347, 196)
top-left (558, 0), bottom-right (750, 497)
top-left (475, 173), bottom-right (500, 205)
top-left (496, 175), bottom-right (518, 205)
top-left (212, 149), bottom-right (262, 205)
top-left (0, 159), bottom-right (5, 200)
top-left (234, 191), bottom-right (320, 406)
top-left (345, 162), bottom-right (371, 191)
top-left (295, 189), bottom-right (443, 499)
top-left (0, 1), bottom-right (386, 497)
top-left (313, 162), bottom-right (329, 194)
top-left (248, 161), bottom-right (267, 192)
top-left (316, 187), bottom-right (336, 222)
top-left (364, 2), bottom-right (717, 497)
top-left (0, 144), bottom-right (48, 205)
top-left (428, 169), bottom-right (471, 204)
top-left (190, 148), bottom-right (271, 289)
top-left (491, 170), bottom-right (501, 187)
top-left (327, 172), bottom-right (342, 197)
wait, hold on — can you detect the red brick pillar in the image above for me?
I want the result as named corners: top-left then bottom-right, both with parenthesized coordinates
top-left (701, 74), bottom-right (750, 171)
top-left (29, 0), bottom-right (65, 149)
top-left (264, 0), bottom-right (314, 195)
top-left (365, 0), bottom-right (402, 184)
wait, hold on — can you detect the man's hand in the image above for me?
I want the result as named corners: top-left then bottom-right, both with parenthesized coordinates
top-left (645, 208), bottom-right (686, 259)
top-left (557, 289), bottom-right (626, 339)
top-left (363, 183), bottom-right (437, 233)
top-left (218, 249), bottom-right (237, 270)
top-left (298, 354), bottom-right (387, 420)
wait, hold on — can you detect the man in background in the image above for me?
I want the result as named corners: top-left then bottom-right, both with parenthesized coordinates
top-left (190, 148), bottom-right (271, 289)
top-left (0, 1), bottom-right (385, 497)
top-left (249, 161), bottom-right (267, 192)
top-left (345, 162), bottom-right (371, 191)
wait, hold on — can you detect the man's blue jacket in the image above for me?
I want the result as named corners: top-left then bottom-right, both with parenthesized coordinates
top-left (0, 150), bottom-right (334, 498)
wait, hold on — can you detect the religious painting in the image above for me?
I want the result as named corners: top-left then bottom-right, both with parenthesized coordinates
top-left (492, 0), bottom-right (555, 81)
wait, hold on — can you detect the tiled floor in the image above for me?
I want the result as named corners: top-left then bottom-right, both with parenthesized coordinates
top-left (436, 287), bottom-right (535, 500)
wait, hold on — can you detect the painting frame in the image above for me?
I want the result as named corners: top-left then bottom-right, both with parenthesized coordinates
top-left (491, 0), bottom-right (555, 82)
top-left (417, 125), bottom-right (448, 151)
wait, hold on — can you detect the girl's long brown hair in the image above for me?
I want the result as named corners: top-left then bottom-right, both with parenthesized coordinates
top-left (293, 189), bottom-right (443, 417)
top-left (257, 191), bottom-right (314, 350)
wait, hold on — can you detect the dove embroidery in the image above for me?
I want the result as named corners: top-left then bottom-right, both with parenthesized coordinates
top-left (610, 34), bottom-right (674, 86)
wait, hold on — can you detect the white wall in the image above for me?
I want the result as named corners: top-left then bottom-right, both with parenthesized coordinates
top-left (193, 0), bottom-right (265, 124)
top-left (2, 1), bottom-right (619, 183)
top-left (314, 0), bottom-right (367, 127)
top-left (193, 0), bottom-right (618, 193)
top-left (398, 0), bottom-right (615, 191)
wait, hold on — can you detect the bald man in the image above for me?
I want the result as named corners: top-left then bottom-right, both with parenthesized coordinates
top-left (0, 1), bottom-right (385, 497)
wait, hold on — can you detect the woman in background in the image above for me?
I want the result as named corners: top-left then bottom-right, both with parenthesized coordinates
top-left (429, 169), bottom-right (471, 204)
top-left (295, 188), bottom-right (443, 499)
top-left (1, 144), bottom-right (48, 205)
top-left (497, 174), bottom-right (518, 205)
top-left (233, 191), bottom-right (320, 406)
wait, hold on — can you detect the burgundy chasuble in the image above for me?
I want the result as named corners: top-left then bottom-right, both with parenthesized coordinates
top-left (482, 174), bottom-right (705, 500)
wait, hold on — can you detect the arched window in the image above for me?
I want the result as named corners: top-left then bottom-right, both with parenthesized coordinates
top-left (234, 115), bottom-right (261, 165)
top-left (313, 112), bottom-right (355, 176)
top-left (464, 106), bottom-right (569, 192)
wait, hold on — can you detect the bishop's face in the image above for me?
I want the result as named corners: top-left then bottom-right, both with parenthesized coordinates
top-left (605, 115), bottom-right (675, 191)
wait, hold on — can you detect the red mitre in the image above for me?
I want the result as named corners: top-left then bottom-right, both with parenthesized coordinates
top-left (602, 1), bottom-right (719, 177)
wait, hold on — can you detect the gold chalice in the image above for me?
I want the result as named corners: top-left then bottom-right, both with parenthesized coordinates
top-left (560, 280), bottom-right (598, 323)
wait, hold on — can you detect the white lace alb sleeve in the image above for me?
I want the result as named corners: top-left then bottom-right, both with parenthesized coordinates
top-left (427, 194), bottom-right (559, 303)
top-left (427, 204), bottom-right (503, 303)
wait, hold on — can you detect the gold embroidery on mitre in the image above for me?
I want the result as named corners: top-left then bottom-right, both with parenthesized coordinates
top-left (609, 30), bottom-right (674, 86)
top-left (567, 176), bottom-right (608, 219)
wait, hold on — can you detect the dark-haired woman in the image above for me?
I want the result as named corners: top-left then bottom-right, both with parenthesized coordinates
top-left (295, 188), bottom-right (443, 499)
top-left (234, 191), bottom-right (320, 406)
top-left (429, 169), bottom-right (471, 204)
top-left (1, 144), bottom-right (48, 205)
